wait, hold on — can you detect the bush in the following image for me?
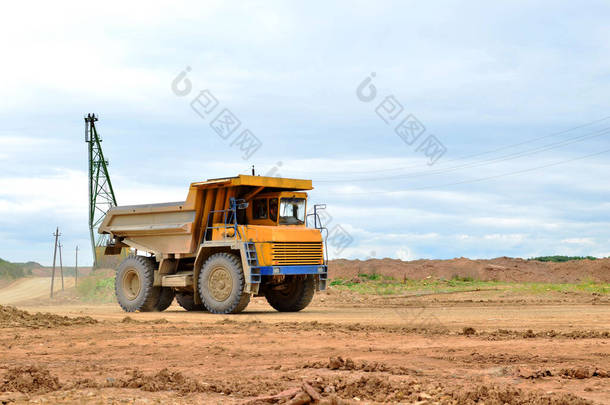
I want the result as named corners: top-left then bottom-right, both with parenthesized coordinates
top-left (357, 273), bottom-right (381, 281)
top-left (76, 272), bottom-right (116, 302)
top-left (529, 256), bottom-right (597, 262)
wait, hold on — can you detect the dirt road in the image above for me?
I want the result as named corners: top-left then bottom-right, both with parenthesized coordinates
top-left (1, 294), bottom-right (608, 404)
top-left (12, 299), bottom-right (610, 333)
top-left (0, 277), bottom-right (75, 305)
top-left (1, 275), bottom-right (608, 404)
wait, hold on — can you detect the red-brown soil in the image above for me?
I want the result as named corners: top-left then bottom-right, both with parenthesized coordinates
top-left (0, 289), bottom-right (608, 404)
top-left (329, 257), bottom-right (610, 283)
top-left (1, 257), bottom-right (608, 404)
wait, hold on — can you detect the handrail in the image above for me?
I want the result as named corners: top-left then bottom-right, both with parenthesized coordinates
top-left (203, 198), bottom-right (247, 242)
top-left (306, 211), bottom-right (329, 266)
top-left (204, 209), bottom-right (241, 241)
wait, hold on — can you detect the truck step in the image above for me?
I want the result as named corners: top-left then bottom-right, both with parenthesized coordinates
top-left (161, 272), bottom-right (193, 287)
top-left (245, 242), bottom-right (260, 284)
top-left (249, 267), bottom-right (261, 284)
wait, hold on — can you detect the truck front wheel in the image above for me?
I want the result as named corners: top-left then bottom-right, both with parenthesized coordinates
top-left (264, 275), bottom-right (315, 312)
top-left (115, 255), bottom-right (160, 312)
top-left (198, 253), bottom-right (250, 314)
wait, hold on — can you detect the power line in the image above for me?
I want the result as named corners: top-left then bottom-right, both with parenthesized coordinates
top-left (385, 114), bottom-right (610, 171)
top-left (314, 126), bottom-right (610, 183)
top-left (329, 147), bottom-right (610, 196)
top-left (283, 115), bottom-right (610, 177)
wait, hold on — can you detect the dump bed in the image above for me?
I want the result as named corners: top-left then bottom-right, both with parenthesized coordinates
top-left (98, 175), bottom-right (313, 255)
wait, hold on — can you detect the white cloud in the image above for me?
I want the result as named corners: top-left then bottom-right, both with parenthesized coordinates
top-left (469, 216), bottom-right (561, 230)
top-left (561, 238), bottom-right (595, 245)
top-left (2, 1), bottom-right (610, 264)
top-left (482, 233), bottom-right (526, 243)
top-left (0, 169), bottom-right (87, 218)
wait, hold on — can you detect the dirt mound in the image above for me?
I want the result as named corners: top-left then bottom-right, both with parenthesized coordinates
top-left (302, 356), bottom-right (418, 376)
top-left (559, 367), bottom-right (609, 379)
top-left (517, 367), bottom-right (554, 379)
top-left (330, 257), bottom-right (610, 283)
top-left (295, 359), bottom-right (595, 404)
top-left (112, 369), bottom-right (286, 398)
top-left (486, 329), bottom-right (610, 340)
top-left (451, 384), bottom-right (592, 405)
top-left (517, 366), bottom-right (609, 380)
top-left (0, 366), bottom-right (60, 393)
top-left (0, 305), bottom-right (97, 328)
top-left (304, 375), bottom-right (590, 404)
top-left (120, 316), bottom-right (169, 324)
top-left (113, 368), bottom-right (204, 394)
top-left (308, 376), bottom-right (401, 403)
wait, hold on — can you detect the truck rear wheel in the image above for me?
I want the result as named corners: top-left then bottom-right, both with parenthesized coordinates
top-left (155, 288), bottom-right (175, 312)
top-left (264, 275), bottom-right (315, 312)
top-left (115, 255), bottom-right (160, 312)
top-left (198, 253), bottom-right (250, 314)
top-left (176, 292), bottom-right (206, 311)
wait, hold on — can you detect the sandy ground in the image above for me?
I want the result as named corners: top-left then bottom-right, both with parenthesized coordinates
top-left (0, 277), bottom-right (608, 405)
top-left (8, 300), bottom-right (610, 333)
top-left (0, 278), bottom-right (75, 305)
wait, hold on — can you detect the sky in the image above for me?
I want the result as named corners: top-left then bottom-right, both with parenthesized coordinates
top-left (1, 1), bottom-right (610, 265)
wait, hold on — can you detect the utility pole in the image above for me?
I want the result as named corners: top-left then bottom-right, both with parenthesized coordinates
top-left (75, 245), bottom-right (79, 287)
top-left (58, 241), bottom-right (64, 291)
top-left (85, 113), bottom-right (118, 268)
top-left (50, 227), bottom-right (60, 298)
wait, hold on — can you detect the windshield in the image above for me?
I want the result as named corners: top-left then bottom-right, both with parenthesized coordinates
top-left (279, 198), bottom-right (305, 225)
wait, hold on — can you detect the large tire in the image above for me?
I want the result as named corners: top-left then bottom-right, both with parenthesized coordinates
top-left (233, 292), bottom-right (251, 314)
top-left (176, 292), bottom-right (206, 311)
top-left (198, 253), bottom-right (250, 314)
top-left (265, 275), bottom-right (315, 312)
top-left (155, 288), bottom-right (175, 312)
top-left (115, 255), bottom-right (160, 312)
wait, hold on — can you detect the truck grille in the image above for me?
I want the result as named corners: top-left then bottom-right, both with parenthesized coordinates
top-left (271, 242), bottom-right (324, 265)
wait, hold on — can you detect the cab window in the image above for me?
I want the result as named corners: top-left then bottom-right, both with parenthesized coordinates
top-left (279, 198), bottom-right (305, 225)
top-left (269, 198), bottom-right (278, 222)
top-left (253, 198), bottom-right (267, 219)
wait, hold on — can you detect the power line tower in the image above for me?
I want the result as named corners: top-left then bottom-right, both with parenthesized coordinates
top-left (85, 113), bottom-right (117, 267)
top-left (50, 227), bottom-right (60, 298)
top-left (75, 245), bottom-right (79, 287)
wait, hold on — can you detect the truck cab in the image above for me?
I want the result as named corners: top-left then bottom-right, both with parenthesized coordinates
top-left (248, 191), bottom-right (307, 226)
top-left (99, 175), bottom-right (327, 314)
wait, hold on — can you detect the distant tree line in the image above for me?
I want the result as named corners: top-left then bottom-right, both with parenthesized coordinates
top-left (529, 256), bottom-right (598, 262)
top-left (0, 258), bottom-right (28, 279)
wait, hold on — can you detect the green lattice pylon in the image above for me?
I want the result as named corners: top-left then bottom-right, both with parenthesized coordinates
top-left (85, 113), bottom-right (117, 267)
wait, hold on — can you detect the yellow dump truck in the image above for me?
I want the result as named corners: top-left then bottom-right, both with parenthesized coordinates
top-left (99, 175), bottom-right (327, 314)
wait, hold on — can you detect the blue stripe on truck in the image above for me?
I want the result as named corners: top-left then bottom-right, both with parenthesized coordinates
top-left (258, 265), bottom-right (327, 275)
